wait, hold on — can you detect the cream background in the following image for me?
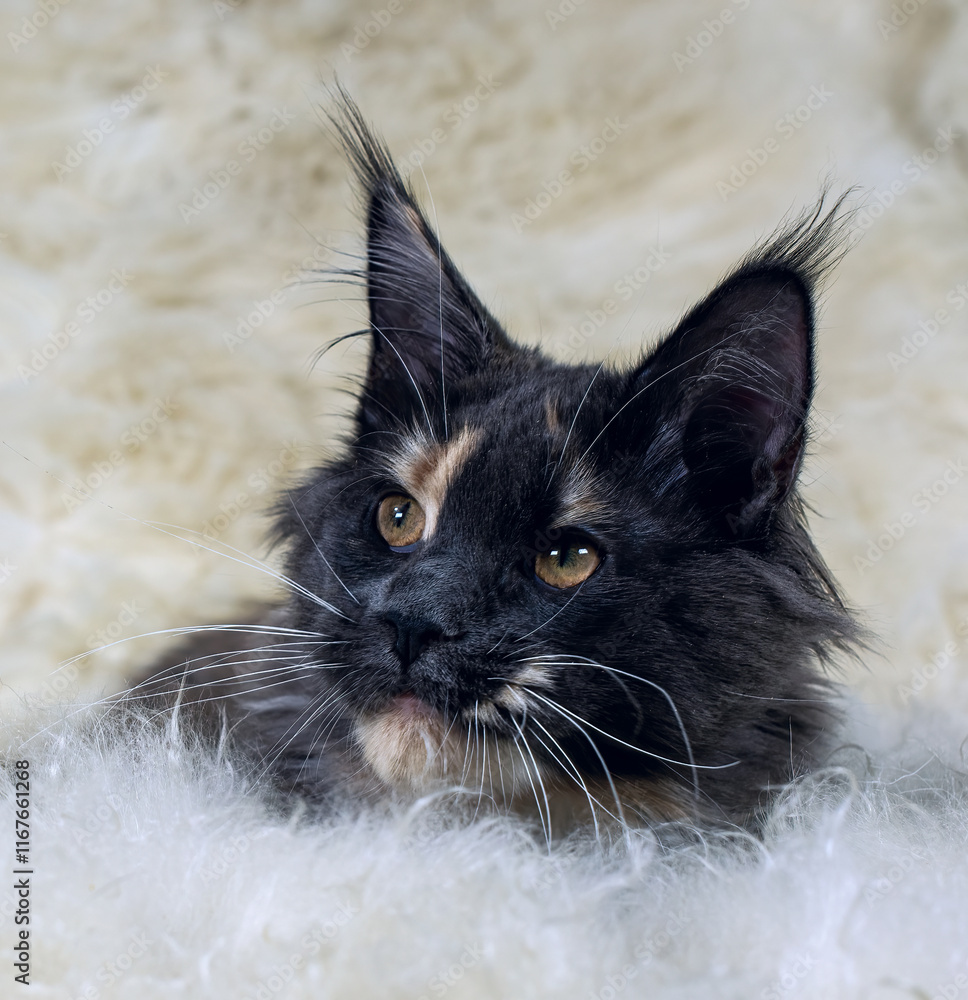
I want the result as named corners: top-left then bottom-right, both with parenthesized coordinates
top-left (1, 0), bottom-right (968, 995)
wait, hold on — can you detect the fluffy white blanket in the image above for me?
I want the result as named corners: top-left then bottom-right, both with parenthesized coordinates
top-left (2, 0), bottom-right (968, 996)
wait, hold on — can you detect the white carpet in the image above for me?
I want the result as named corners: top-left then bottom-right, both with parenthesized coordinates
top-left (2, 0), bottom-right (968, 995)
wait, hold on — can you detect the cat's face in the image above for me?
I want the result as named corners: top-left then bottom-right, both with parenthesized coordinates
top-left (270, 99), bottom-right (856, 825)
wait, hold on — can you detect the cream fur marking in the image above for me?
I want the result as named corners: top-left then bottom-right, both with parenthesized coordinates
top-left (544, 394), bottom-right (564, 437)
top-left (356, 663), bottom-right (558, 797)
top-left (384, 426), bottom-right (483, 537)
top-left (355, 696), bottom-right (553, 801)
top-left (493, 661), bottom-right (556, 715)
top-left (355, 697), bottom-right (461, 790)
top-left (554, 460), bottom-right (611, 527)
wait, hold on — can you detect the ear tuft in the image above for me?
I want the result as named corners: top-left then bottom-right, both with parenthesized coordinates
top-left (325, 90), bottom-right (509, 434)
top-left (676, 274), bottom-right (813, 532)
top-left (630, 193), bottom-right (854, 535)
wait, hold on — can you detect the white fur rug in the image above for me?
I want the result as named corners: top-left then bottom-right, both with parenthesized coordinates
top-left (3, 0), bottom-right (968, 995)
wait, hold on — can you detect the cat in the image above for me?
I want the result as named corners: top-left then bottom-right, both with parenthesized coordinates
top-left (146, 94), bottom-right (859, 833)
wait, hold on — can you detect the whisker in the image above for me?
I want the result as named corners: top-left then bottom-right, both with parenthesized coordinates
top-left (517, 688), bottom-right (630, 840)
top-left (290, 691), bottom-right (355, 787)
top-left (528, 717), bottom-right (606, 842)
top-left (369, 316), bottom-right (436, 440)
top-left (528, 688), bottom-right (737, 772)
top-left (518, 653), bottom-right (702, 800)
top-left (572, 323), bottom-right (764, 471)
top-left (145, 521), bottom-right (353, 621)
top-left (48, 623), bottom-right (334, 679)
top-left (253, 684), bottom-right (347, 785)
top-left (285, 493), bottom-right (360, 604)
top-left (412, 159), bottom-right (448, 441)
top-left (511, 727), bottom-right (551, 848)
top-left (513, 586), bottom-right (584, 643)
top-left (123, 657), bottom-right (322, 702)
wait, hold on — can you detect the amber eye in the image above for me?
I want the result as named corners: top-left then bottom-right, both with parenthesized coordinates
top-left (377, 494), bottom-right (426, 549)
top-left (534, 537), bottom-right (602, 589)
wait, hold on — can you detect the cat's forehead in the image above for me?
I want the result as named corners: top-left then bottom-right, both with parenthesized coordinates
top-left (381, 425), bottom-right (483, 537)
top-left (379, 374), bottom-right (616, 536)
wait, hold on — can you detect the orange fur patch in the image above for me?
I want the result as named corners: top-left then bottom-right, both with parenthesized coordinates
top-left (386, 426), bottom-right (483, 537)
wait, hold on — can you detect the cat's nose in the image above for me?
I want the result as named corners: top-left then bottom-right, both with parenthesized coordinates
top-left (383, 611), bottom-right (449, 669)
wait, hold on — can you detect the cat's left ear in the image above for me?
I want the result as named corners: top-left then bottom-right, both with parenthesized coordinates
top-left (360, 177), bottom-right (510, 430)
top-left (630, 266), bottom-right (815, 534)
top-left (331, 96), bottom-right (509, 433)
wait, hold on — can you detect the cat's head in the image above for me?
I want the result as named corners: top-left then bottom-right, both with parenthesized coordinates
top-left (271, 98), bottom-right (857, 826)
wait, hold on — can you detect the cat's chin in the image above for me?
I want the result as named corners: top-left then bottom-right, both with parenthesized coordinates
top-left (352, 695), bottom-right (698, 829)
top-left (353, 693), bottom-right (545, 800)
top-left (354, 693), bottom-right (466, 792)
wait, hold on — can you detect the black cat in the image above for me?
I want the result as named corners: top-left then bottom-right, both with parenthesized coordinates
top-left (151, 95), bottom-right (858, 832)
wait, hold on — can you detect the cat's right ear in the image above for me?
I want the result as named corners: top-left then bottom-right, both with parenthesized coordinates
top-left (622, 198), bottom-right (850, 537)
top-left (634, 268), bottom-right (814, 536)
top-left (329, 95), bottom-right (510, 434)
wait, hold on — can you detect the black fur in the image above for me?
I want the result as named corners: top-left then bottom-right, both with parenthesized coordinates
top-left (159, 95), bottom-right (859, 828)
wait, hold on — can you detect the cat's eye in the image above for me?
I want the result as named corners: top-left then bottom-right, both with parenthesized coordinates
top-left (535, 537), bottom-right (602, 589)
top-left (377, 494), bottom-right (426, 549)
